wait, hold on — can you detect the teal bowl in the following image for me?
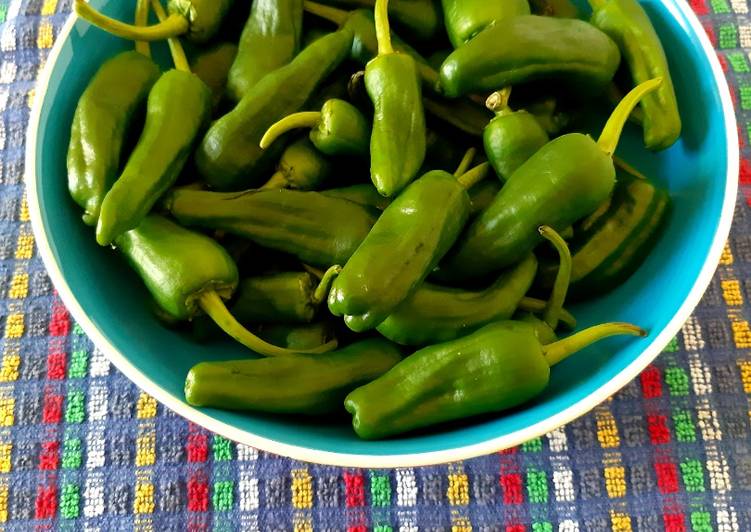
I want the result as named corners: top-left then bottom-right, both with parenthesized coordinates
top-left (26, 0), bottom-right (738, 466)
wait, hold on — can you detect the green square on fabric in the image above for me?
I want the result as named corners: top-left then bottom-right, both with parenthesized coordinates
top-left (526, 469), bottom-right (548, 503)
top-left (740, 85), bottom-right (751, 110)
top-left (60, 484), bottom-right (80, 519)
top-left (719, 23), bottom-right (738, 49)
top-left (681, 459), bottom-right (706, 493)
top-left (690, 511), bottom-right (713, 532)
top-left (665, 367), bottom-right (690, 396)
top-left (213, 481), bottom-right (234, 511)
top-left (673, 410), bottom-right (696, 442)
top-left (728, 52), bottom-right (750, 72)
top-left (371, 474), bottom-right (391, 507)
top-left (374, 526), bottom-right (393, 532)
top-left (711, 0), bottom-right (731, 14)
top-left (213, 436), bottom-right (233, 461)
top-left (522, 438), bottom-right (542, 453)
top-left (62, 437), bottom-right (82, 469)
top-left (532, 522), bottom-right (553, 532)
top-left (65, 391), bottom-right (85, 423)
top-left (68, 350), bottom-right (88, 379)
top-left (663, 337), bottom-right (679, 353)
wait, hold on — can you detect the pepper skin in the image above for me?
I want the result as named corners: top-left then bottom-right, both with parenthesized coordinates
top-left (321, 183), bottom-right (393, 211)
top-left (438, 79), bottom-right (662, 279)
top-left (163, 187), bottom-right (378, 268)
top-left (345, 321), bottom-right (645, 439)
top-left (260, 138), bottom-right (334, 190)
top-left (67, 51), bottom-right (160, 226)
top-left (196, 28), bottom-right (354, 191)
top-left (190, 42), bottom-right (238, 110)
top-left (441, 0), bottom-right (530, 48)
top-left (589, 0), bottom-right (681, 150)
top-left (185, 338), bottom-right (402, 414)
top-left (529, 0), bottom-right (580, 18)
top-left (439, 15), bottom-right (621, 98)
top-left (483, 89), bottom-right (550, 182)
top-left (227, 0), bottom-right (304, 101)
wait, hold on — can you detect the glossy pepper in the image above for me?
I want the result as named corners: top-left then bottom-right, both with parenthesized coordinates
top-left (253, 322), bottom-right (337, 350)
top-left (190, 42), bottom-right (238, 110)
top-left (483, 88), bottom-right (550, 182)
top-left (163, 187), bottom-right (378, 268)
top-left (94, 1), bottom-right (212, 246)
top-left (589, 0), bottom-right (681, 150)
top-left (536, 164), bottom-right (671, 301)
top-left (321, 183), bottom-right (393, 211)
top-left (74, 0), bottom-right (234, 43)
top-left (227, 0), bottom-right (304, 101)
top-left (345, 321), bottom-right (646, 439)
top-left (67, 0), bottom-right (160, 226)
top-left (441, 0), bottom-right (530, 48)
top-left (195, 27), bottom-right (354, 191)
top-left (185, 339), bottom-right (402, 415)
top-left (529, 0), bottom-right (581, 18)
top-left (365, 0), bottom-right (426, 197)
top-left (438, 79), bottom-right (662, 279)
top-left (328, 157), bottom-right (489, 332)
top-left (260, 138), bottom-right (333, 190)
top-left (439, 15), bottom-right (621, 98)
top-left (116, 215), bottom-right (336, 358)
top-left (261, 98), bottom-right (370, 158)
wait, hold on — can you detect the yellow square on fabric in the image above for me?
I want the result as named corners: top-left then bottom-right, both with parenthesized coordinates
top-left (720, 242), bottom-right (734, 265)
top-left (597, 411), bottom-right (620, 448)
top-left (732, 320), bottom-right (751, 348)
top-left (4, 314), bottom-right (23, 339)
top-left (738, 361), bottom-right (751, 393)
top-left (0, 444), bottom-right (11, 473)
top-left (135, 433), bottom-right (155, 467)
top-left (722, 280), bottom-right (743, 306)
top-left (605, 467), bottom-right (626, 498)
top-left (293, 518), bottom-right (313, 532)
top-left (36, 22), bottom-right (53, 50)
top-left (0, 399), bottom-right (14, 427)
top-left (0, 485), bottom-right (8, 523)
top-left (0, 351), bottom-right (19, 383)
top-left (447, 473), bottom-right (470, 506)
top-left (291, 469), bottom-right (312, 510)
top-left (8, 273), bottom-right (28, 300)
top-left (133, 482), bottom-right (155, 514)
top-left (611, 511), bottom-right (633, 532)
top-left (41, 0), bottom-right (58, 16)
top-left (14, 233), bottom-right (33, 260)
top-left (136, 393), bottom-right (157, 419)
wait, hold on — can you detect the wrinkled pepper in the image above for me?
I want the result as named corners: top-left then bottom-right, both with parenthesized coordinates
top-left (345, 321), bottom-right (646, 439)
top-left (190, 42), bottom-right (238, 110)
top-left (163, 187), bottom-right (378, 268)
top-left (589, 0), bottom-right (682, 150)
top-left (321, 183), bottom-right (393, 211)
top-left (261, 98), bottom-right (370, 158)
top-left (116, 215), bottom-right (336, 357)
top-left (196, 27), bottom-right (354, 191)
top-left (438, 78), bottom-right (662, 279)
top-left (441, 0), bottom-right (530, 48)
top-left (483, 88), bottom-right (550, 182)
top-left (74, 0), bottom-right (234, 43)
top-left (260, 138), bottom-right (333, 190)
top-left (94, 1), bottom-right (212, 246)
top-left (227, 0), bottom-right (304, 101)
top-left (185, 339), bottom-right (402, 414)
top-left (439, 15), bottom-right (621, 98)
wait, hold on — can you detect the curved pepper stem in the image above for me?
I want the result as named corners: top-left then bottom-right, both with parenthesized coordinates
top-left (198, 291), bottom-right (338, 357)
top-left (614, 156), bottom-right (648, 180)
top-left (303, 0), bottom-right (349, 26)
top-left (543, 322), bottom-right (647, 367)
top-left (311, 265), bottom-right (342, 306)
top-left (150, 0), bottom-right (190, 73)
top-left (260, 112), bottom-right (322, 149)
top-left (486, 87), bottom-right (513, 117)
top-left (457, 162), bottom-right (490, 189)
top-left (598, 78), bottom-right (663, 157)
top-left (374, 0), bottom-right (394, 55)
top-left (453, 148), bottom-right (477, 177)
top-left (74, 0), bottom-right (189, 42)
top-left (135, 0), bottom-right (151, 57)
top-left (538, 226), bottom-right (572, 331)
top-left (518, 297), bottom-right (577, 330)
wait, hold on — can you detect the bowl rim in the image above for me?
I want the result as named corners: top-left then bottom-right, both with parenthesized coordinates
top-left (26, 1), bottom-right (739, 468)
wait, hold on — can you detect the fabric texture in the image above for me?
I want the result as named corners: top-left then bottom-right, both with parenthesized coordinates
top-left (2, 0), bottom-right (751, 529)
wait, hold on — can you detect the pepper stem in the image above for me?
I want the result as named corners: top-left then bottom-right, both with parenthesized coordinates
top-left (374, 0), bottom-right (394, 55)
top-left (597, 78), bottom-right (663, 157)
top-left (457, 162), bottom-right (490, 189)
top-left (453, 148), bottom-right (477, 177)
top-left (518, 297), bottom-right (577, 330)
top-left (135, 0), bottom-right (151, 57)
top-left (151, 0), bottom-right (190, 73)
top-left (74, 0), bottom-right (189, 41)
top-left (614, 156), bottom-right (648, 180)
top-left (303, 0), bottom-right (349, 26)
top-left (486, 87), bottom-right (512, 116)
top-left (542, 322), bottom-right (647, 367)
top-left (538, 226), bottom-right (571, 331)
top-left (260, 112), bottom-right (322, 150)
top-left (198, 291), bottom-right (338, 357)
top-left (260, 171), bottom-right (289, 190)
top-left (311, 265), bottom-right (342, 306)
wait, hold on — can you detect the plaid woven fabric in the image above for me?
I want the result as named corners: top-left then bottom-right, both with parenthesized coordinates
top-left (2, 0), bottom-right (751, 529)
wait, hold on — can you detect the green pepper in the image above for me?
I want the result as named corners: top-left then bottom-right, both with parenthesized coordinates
top-left (345, 321), bottom-right (645, 439)
top-left (483, 88), bottom-right (550, 182)
top-left (441, 0), bottom-right (530, 48)
top-left (94, 4), bottom-right (212, 247)
top-left (254, 322), bottom-right (337, 350)
top-left (536, 164), bottom-right (671, 301)
top-left (260, 138), bottom-right (334, 190)
top-left (589, 0), bottom-right (681, 150)
top-left (321, 183), bottom-right (393, 211)
top-left (261, 98), bottom-right (370, 158)
top-left (328, 159), bottom-right (489, 332)
top-left (529, 0), bottom-right (581, 18)
top-left (190, 42), bottom-right (238, 110)
top-left (163, 187), bottom-right (378, 268)
top-left (467, 179), bottom-right (501, 215)
top-left (227, 0), bottom-right (304, 101)
top-left (117, 215), bottom-right (336, 358)
top-left (74, 0), bottom-right (234, 43)
top-left (439, 15), bottom-right (621, 98)
top-left (196, 27), bottom-right (354, 191)
top-left (438, 78), bottom-right (661, 279)
top-left (365, 0), bottom-right (426, 197)
top-left (185, 338), bottom-right (402, 415)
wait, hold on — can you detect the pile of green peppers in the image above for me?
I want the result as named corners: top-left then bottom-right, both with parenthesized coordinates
top-left (67, 0), bottom-right (679, 439)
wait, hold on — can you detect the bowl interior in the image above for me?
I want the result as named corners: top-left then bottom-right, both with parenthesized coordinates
top-left (30, 0), bottom-right (733, 463)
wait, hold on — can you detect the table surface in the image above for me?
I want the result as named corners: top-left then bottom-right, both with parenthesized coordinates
top-left (2, 0), bottom-right (751, 530)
